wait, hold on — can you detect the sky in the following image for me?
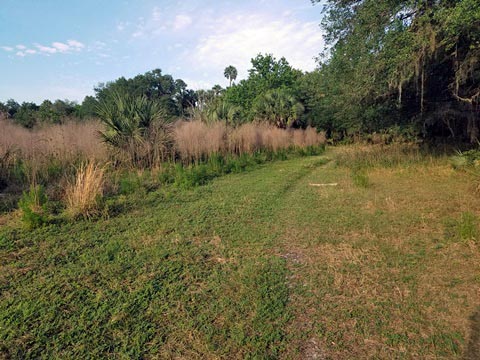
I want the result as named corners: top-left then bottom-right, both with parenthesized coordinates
top-left (0, 0), bottom-right (325, 104)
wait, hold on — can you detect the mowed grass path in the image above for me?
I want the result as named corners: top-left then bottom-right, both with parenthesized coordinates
top-left (1, 150), bottom-right (479, 358)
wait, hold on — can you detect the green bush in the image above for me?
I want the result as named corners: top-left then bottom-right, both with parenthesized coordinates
top-left (18, 185), bottom-right (49, 229)
top-left (450, 149), bottom-right (480, 169)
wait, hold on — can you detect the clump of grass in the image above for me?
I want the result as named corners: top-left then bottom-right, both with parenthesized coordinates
top-left (351, 168), bottom-right (370, 188)
top-left (18, 184), bottom-right (49, 229)
top-left (457, 212), bottom-right (478, 242)
top-left (65, 162), bottom-right (106, 219)
top-left (444, 211), bottom-right (479, 243)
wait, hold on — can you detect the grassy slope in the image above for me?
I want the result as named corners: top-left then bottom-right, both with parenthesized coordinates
top-left (1, 150), bottom-right (479, 359)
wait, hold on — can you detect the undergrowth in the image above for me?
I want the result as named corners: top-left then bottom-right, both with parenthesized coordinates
top-left (18, 185), bottom-right (49, 229)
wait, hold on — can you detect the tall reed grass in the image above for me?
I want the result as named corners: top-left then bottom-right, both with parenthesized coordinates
top-left (174, 121), bottom-right (326, 164)
top-left (0, 119), bottom-right (107, 191)
top-left (1, 118), bottom-right (326, 208)
top-left (0, 119), bottom-right (106, 161)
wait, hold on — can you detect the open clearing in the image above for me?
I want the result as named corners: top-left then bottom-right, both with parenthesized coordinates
top-left (1, 149), bottom-right (479, 359)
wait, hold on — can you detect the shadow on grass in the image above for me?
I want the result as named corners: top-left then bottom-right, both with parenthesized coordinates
top-left (465, 307), bottom-right (480, 360)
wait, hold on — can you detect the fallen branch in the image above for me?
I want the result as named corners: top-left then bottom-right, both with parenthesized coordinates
top-left (309, 183), bottom-right (338, 187)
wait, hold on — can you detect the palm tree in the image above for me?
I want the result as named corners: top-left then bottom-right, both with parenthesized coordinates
top-left (252, 88), bottom-right (304, 128)
top-left (224, 65), bottom-right (238, 87)
top-left (206, 98), bottom-right (242, 125)
top-left (212, 84), bottom-right (224, 96)
top-left (96, 92), bottom-right (171, 166)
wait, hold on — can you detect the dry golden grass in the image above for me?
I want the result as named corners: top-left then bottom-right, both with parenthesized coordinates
top-left (174, 121), bottom-right (227, 163)
top-left (228, 123), bottom-right (263, 154)
top-left (65, 161), bottom-right (106, 219)
top-left (262, 126), bottom-right (291, 152)
top-left (0, 119), bottom-right (106, 162)
top-left (333, 142), bottom-right (427, 168)
top-left (0, 119), bottom-right (107, 188)
top-left (174, 120), bottom-right (326, 162)
top-left (1, 119), bottom-right (326, 173)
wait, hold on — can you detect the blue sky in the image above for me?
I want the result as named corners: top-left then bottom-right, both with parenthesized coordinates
top-left (0, 0), bottom-right (325, 104)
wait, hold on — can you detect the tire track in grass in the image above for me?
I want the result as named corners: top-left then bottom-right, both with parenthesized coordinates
top-left (0, 155), bottom-right (328, 359)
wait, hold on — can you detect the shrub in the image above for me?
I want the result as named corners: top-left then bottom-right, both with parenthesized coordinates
top-left (450, 149), bottom-right (480, 169)
top-left (97, 92), bottom-right (172, 168)
top-left (65, 162), bottom-right (106, 219)
top-left (18, 185), bottom-right (49, 229)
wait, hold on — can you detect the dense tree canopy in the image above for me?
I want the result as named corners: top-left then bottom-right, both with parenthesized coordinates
top-left (1, 69), bottom-right (196, 127)
top-left (95, 69), bottom-right (196, 119)
top-left (311, 0), bottom-right (480, 141)
top-left (0, 99), bottom-right (79, 128)
top-left (222, 54), bottom-right (303, 121)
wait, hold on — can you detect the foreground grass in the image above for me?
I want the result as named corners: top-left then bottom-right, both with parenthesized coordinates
top-left (1, 147), bottom-right (479, 358)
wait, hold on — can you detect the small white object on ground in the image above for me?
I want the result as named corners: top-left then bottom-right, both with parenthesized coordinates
top-left (309, 183), bottom-right (338, 187)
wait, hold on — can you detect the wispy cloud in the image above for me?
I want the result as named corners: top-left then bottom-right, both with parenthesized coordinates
top-left (9, 39), bottom-right (88, 57)
top-left (15, 49), bottom-right (37, 57)
top-left (128, 8), bottom-right (194, 38)
top-left (116, 21), bottom-right (130, 31)
top-left (52, 42), bottom-right (70, 52)
top-left (152, 7), bottom-right (162, 22)
top-left (34, 44), bottom-right (57, 54)
top-left (191, 13), bottom-right (324, 79)
top-left (173, 14), bottom-right (192, 30)
top-left (117, 4), bottom-right (324, 88)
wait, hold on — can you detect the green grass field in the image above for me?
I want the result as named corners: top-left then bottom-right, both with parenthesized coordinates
top-left (1, 147), bottom-right (479, 359)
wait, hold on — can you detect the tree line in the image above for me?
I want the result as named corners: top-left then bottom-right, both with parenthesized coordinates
top-left (309, 0), bottom-right (480, 142)
top-left (0, 55), bottom-right (322, 131)
top-left (2, 0), bottom-right (478, 142)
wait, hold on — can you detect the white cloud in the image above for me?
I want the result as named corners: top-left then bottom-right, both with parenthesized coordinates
top-left (192, 13), bottom-right (324, 79)
top-left (35, 44), bottom-right (57, 54)
top-left (16, 44), bottom-right (26, 50)
top-left (67, 40), bottom-right (85, 49)
top-left (173, 14), bottom-right (192, 30)
top-left (1, 46), bottom-right (13, 52)
top-left (14, 48), bottom-right (36, 57)
top-left (129, 8), bottom-right (194, 38)
top-left (31, 39), bottom-right (85, 55)
top-left (52, 42), bottom-right (70, 52)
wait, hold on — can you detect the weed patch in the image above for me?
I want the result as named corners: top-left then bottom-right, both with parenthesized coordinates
top-left (351, 168), bottom-right (370, 188)
top-left (18, 185), bottom-right (49, 229)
